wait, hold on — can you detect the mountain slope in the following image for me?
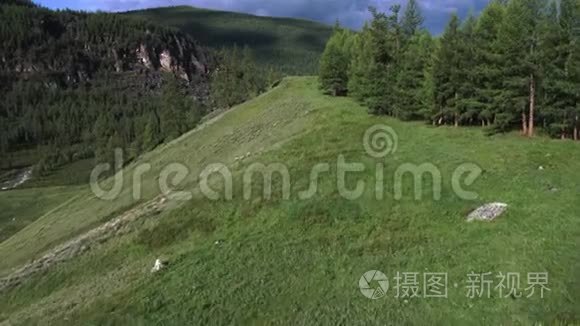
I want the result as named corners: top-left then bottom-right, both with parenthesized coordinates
top-left (0, 78), bottom-right (319, 277)
top-left (126, 6), bottom-right (333, 74)
top-left (1, 77), bottom-right (580, 324)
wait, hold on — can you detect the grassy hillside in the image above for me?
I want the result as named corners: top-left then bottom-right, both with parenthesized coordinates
top-left (126, 6), bottom-right (333, 75)
top-left (0, 78), bottom-right (318, 276)
top-left (1, 77), bottom-right (580, 324)
top-left (0, 186), bottom-right (82, 243)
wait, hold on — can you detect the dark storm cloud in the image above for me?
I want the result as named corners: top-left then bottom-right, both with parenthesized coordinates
top-left (40, 0), bottom-right (491, 33)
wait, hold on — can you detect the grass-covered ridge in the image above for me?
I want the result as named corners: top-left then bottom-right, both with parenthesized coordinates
top-left (126, 6), bottom-right (333, 75)
top-left (0, 78), bottom-right (319, 277)
top-left (1, 77), bottom-right (580, 324)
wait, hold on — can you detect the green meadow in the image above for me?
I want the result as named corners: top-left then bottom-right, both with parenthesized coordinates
top-left (1, 77), bottom-right (579, 325)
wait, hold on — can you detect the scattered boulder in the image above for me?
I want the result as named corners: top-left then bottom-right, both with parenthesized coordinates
top-left (467, 203), bottom-right (508, 222)
top-left (151, 258), bottom-right (168, 273)
top-left (538, 166), bottom-right (545, 171)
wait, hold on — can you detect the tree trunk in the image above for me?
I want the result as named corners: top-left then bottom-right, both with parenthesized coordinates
top-left (575, 115), bottom-right (579, 141)
top-left (528, 74), bottom-right (535, 137)
top-left (481, 120), bottom-right (485, 127)
top-left (454, 92), bottom-right (459, 127)
top-left (522, 112), bottom-right (528, 136)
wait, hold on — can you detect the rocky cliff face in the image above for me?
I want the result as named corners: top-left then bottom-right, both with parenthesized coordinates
top-left (131, 36), bottom-right (209, 82)
top-left (3, 32), bottom-right (210, 85)
top-left (0, 4), bottom-right (213, 99)
top-left (0, 3), bottom-right (219, 177)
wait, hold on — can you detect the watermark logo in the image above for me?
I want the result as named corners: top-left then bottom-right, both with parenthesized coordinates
top-left (88, 124), bottom-right (484, 203)
top-left (357, 271), bottom-right (549, 300)
top-left (359, 270), bottom-right (389, 300)
top-left (363, 124), bottom-right (398, 158)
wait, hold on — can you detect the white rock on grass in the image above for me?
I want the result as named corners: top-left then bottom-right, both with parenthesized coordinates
top-left (151, 258), bottom-right (167, 273)
top-left (467, 203), bottom-right (508, 222)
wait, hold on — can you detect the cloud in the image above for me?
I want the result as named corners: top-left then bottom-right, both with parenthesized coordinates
top-left (38, 0), bottom-right (489, 33)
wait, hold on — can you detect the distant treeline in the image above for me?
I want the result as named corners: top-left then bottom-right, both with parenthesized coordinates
top-left (319, 0), bottom-right (580, 139)
top-left (125, 6), bottom-right (333, 76)
top-left (210, 45), bottom-right (282, 109)
top-left (1, 74), bottom-right (206, 173)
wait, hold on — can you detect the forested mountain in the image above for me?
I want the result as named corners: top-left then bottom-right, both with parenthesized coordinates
top-left (320, 0), bottom-right (580, 140)
top-left (0, 0), bottom-right (210, 171)
top-left (0, 2), bottom-right (210, 81)
top-left (0, 0), bottom-right (276, 176)
top-left (126, 6), bottom-right (333, 75)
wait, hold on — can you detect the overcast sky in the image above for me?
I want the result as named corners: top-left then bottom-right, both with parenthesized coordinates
top-left (35, 0), bottom-right (489, 34)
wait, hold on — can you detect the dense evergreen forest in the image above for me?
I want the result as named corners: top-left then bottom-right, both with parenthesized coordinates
top-left (0, 0), bottom-right (276, 175)
top-left (320, 0), bottom-right (580, 139)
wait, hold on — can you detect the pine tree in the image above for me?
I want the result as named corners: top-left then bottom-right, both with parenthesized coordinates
top-left (394, 0), bottom-right (427, 120)
top-left (160, 76), bottom-right (187, 141)
top-left (318, 24), bottom-right (351, 96)
top-left (386, 5), bottom-right (404, 115)
top-left (104, 131), bottom-right (124, 167)
top-left (395, 31), bottom-right (434, 120)
top-left (541, 0), bottom-right (580, 139)
top-left (472, 0), bottom-right (506, 127)
top-left (433, 14), bottom-right (462, 126)
top-left (364, 7), bottom-right (399, 115)
top-left (497, 0), bottom-right (547, 136)
top-left (143, 111), bottom-right (159, 150)
top-left (348, 23), bottom-right (373, 103)
top-left (541, 1), bottom-right (567, 137)
top-left (455, 15), bottom-right (479, 126)
top-left (265, 65), bottom-right (283, 88)
top-left (419, 57), bottom-right (437, 122)
top-left (93, 113), bottom-right (110, 163)
top-left (241, 45), bottom-right (263, 98)
top-left (0, 117), bottom-right (7, 157)
top-left (570, 0), bottom-right (580, 140)
top-left (401, 0), bottom-right (424, 38)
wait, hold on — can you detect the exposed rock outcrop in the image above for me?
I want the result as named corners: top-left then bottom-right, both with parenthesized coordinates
top-left (467, 203), bottom-right (508, 222)
top-left (0, 4), bottom-right (214, 99)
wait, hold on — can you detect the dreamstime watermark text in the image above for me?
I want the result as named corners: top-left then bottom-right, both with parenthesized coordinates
top-left (90, 124), bottom-right (483, 202)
